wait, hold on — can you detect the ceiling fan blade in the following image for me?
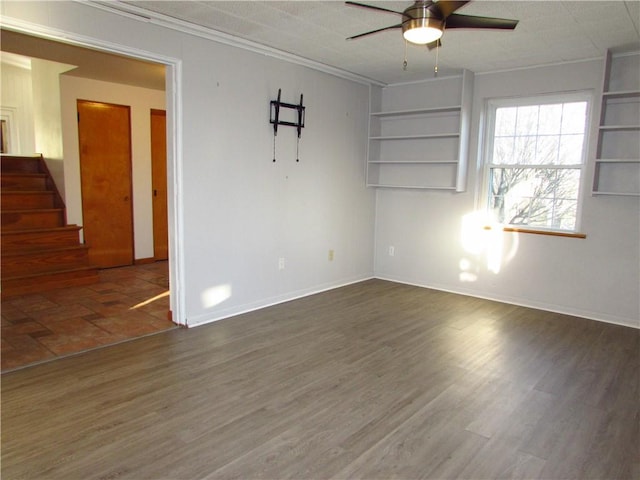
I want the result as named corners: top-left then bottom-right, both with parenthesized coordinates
top-left (345, 1), bottom-right (404, 16)
top-left (426, 38), bottom-right (442, 51)
top-left (445, 13), bottom-right (518, 30)
top-left (432, 1), bottom-right (470, 18)
top-left (347, 24), bottom-right (403, 40)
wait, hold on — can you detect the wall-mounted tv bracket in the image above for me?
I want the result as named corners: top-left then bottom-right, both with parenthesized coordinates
top-left (270, 88), bottom-right (305, 162)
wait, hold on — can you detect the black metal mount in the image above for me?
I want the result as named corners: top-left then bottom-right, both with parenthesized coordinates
top-left (270, 89), bottom-right (305, 162)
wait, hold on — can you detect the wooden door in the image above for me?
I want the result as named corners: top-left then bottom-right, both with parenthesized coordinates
top-left (77, 100), bottom-right (134, 268)
top-left (150, 109), bottom-right (168, 260)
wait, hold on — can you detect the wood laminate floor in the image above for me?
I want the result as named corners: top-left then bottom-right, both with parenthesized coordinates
top-left (1, 279), bottom-right (638, 479)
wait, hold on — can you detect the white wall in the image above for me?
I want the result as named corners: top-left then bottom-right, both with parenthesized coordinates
top-left (3, 1), bottom-right (375, 326)
top-left (31, 58), bottom-right (75, 193)
top-left (177, 30), bottom-right (374, 325)
top-left (374, 60), bottom-right (640, 328)
top-left (0, 61), bottom-right (35, 154)
top-left (59, 76), bottom-right (166, 261)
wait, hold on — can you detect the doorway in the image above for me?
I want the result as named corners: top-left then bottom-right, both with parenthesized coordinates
top-left (77, 100), bottom-right (134, 268)
top-left (0, 27), bottom-right (183, 325)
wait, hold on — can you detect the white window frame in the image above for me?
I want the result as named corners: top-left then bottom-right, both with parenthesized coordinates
top-left (480, 91), bottom-right (592, 235)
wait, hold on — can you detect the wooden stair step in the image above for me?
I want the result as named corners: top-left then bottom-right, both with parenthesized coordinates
top-left (1, 208), bottom-right (65, 230)
top-left (1, 225), bottom-right (83, 252)
top-left (1, 267), bottom-right (100, 298)
top-left (1, 155), bottom-right (100, 296)
top-left (1, 190), bottom-right (56, 209)
top-left (0, 155), bottom-right (42, 174)
top-left (1, 245), bottom-right (91, 277)
top-left (1, 172), bottom-right (49, 190)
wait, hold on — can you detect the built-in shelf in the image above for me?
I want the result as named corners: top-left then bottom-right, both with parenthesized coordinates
top-left (369, 133), bottom-right (460, 140)
top-left (592, 50), bottom-right (640, 197)
top-left (368, 160), bottom-right (458, 164)
top-left (602, 89), bottom-right (640, 99)
top-left (595, 158), bottom-right (640, 163)
top-left (598, 125), bottom-right (640, 131)
top-left (370, 105), bottom-right (462, 117)
top-left (367, 184), bottom-right (457, 190)
top-left (592, 191), bottom-right (640, 197)
top-left (366, 70), bottom-right (474, 191)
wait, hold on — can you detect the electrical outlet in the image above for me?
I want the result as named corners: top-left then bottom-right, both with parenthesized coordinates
top-left (388, 246), bottom-right (395, 256)
top-left (278, 257), bottom-right (285, 270)
top-left (328, 249), bottom-right (334, 261)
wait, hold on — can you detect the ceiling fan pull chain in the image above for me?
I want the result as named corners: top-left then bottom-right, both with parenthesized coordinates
top-left (403, 40), bottom-right (408, 70)
top-left (434, 39), bottom-right (439, 76)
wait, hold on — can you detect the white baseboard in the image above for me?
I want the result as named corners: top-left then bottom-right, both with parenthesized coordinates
top-left (186, 273), bottom-right (375, 328)
top-left (375, 274), bottom-right (640, 330)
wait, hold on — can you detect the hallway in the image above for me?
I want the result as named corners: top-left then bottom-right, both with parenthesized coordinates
top-left (1, 261), bottom-right (175, 372)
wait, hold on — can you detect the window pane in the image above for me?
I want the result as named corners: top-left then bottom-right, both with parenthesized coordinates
top-left (495, 107), bottom-right (517, 136)
top-left (558, 134), bottom-right (584, 164)
top-left (561, 102), bottom-right (587, 134)
top-left (515, 105), bottom-right (539, 135)
top-left (489, 167), bottom-right (581, 230)
top-left (538, 104), bottom-right (562, 134)
top-left (536, 135), bottom-right (560, 164)
top-left (493, 137), bottom-right (515, 164)
top-left (514, 135), bottom-right (537, 164)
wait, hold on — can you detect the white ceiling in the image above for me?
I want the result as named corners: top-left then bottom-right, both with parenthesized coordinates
top-left (120, 0), bottom-right (640, 84)
top-left (1, 1), bottom-right (638, 88)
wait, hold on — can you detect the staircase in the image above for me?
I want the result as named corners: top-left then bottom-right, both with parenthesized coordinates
top-left (1, 154), bottom-right (99, 297)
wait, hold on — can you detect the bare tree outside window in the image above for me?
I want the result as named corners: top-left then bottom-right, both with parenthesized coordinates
top-left (486, 98), bottom-right (588, 231)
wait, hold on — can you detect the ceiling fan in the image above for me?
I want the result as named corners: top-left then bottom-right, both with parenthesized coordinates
top-left (346, 0), bottom-right (518, 49)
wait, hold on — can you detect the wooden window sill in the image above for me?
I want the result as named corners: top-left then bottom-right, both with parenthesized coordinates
top-left (483, 225), bottom-right (586, 239)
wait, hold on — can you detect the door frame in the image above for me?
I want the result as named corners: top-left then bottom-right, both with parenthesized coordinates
top-left (0, 20), bottom-right (187, 326)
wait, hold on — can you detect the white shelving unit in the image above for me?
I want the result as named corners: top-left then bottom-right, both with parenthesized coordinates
top-left (366, 70), bottom-right (474, 191)
top-left (592, 50), bottom-right (640, 197)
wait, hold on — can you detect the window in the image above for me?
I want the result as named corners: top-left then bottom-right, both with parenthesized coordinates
top-left (483, 93), bottom-right (590, 233)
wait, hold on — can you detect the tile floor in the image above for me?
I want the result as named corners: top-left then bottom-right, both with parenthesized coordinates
top-left (1, 261), bottom-right (176, 372)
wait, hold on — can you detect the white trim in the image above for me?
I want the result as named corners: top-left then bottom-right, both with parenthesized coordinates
top-left (0, 107), bottom-right (20, 154)
top-left (0, 15), bottom-right (188, 327)
top-left (165, 60), bottom-right (187, 327)
top-left (187, 274), bottom-right (375, 328)
top-left (475, 56), bottom-right (603, 77)
top-left (85, 0), bottom-right (385, 87)
top-left (0, 51), bottom-right (32, 70)
top-left (0, 15), bottom-right (179, 68)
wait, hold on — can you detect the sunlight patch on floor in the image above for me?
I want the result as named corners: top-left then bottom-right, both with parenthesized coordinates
top-left (131, 290), bottom-right (170, 309)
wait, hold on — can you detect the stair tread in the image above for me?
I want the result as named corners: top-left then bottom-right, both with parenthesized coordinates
top-left (1, 225), bottom-right (81, 236)
top-left (1, 172), bottom-right (47, 177)
top-left (2, 208), bottom-right (64, 213)
top-left (1, 190), bottom-right (54, 195)
top-left (1, 244), bottom-right (90, 256)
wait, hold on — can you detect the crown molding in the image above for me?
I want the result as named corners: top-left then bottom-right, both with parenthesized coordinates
top-left (86, 1), bottom-right (385, 87)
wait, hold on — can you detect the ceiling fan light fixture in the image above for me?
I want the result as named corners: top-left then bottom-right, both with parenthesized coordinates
top-left (402, 17), bottom-right (443, 44)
